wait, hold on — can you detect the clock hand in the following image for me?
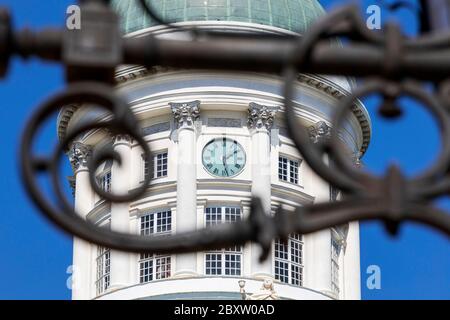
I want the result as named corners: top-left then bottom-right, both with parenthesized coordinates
top-left (222, 140), bottom-right (229, 176)
top-left (226, 150), bottom-right (237, 159)
top-left (222, 156), bottom-right (229, 176)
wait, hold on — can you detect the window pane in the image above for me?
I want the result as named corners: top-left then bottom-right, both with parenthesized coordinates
top-left (96, 247), bottom-right (111, 295)
top-left (278, 156), bottom-right (288, 181)
top-left (138, 210), bottom-right (172, 283)
top-left (205, 253), bottom-right (222, 275)
top-left (153, 152), bottom-right (168, 178)
top-left (331, 238), bottom-right (341, 295)
top-left (274, 233), bottom-right (303, 287)
top-left (289, 160), bottom-right (299, 184)
top-left (205, 206), bottom-right (242, 276)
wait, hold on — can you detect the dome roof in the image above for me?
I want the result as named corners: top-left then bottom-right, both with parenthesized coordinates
top-left (110, 0), bottom-right (325, 34)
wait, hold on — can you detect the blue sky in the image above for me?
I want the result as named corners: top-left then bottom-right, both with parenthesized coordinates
top-left (0, 0), bottom-right (448, 299)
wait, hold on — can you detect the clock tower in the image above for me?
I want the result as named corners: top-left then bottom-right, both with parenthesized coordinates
top-left (58, 0), bottom-right (370, 300)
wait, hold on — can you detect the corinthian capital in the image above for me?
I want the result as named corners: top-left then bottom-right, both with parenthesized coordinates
top-left (247, 102), bottom-right (279, 130)
top-left (308, 121), bottom-right (331, 143)
top-left (170, 100), bottom-right (201, 128)
top-left (68, 142), bottom-right (92, 172)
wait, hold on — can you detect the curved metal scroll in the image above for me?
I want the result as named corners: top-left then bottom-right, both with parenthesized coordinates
top-left (4, 1), bottom-right (448, 261)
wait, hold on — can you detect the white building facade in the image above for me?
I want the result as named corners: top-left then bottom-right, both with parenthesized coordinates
top-left (59, 0), bottom-right (371, 300)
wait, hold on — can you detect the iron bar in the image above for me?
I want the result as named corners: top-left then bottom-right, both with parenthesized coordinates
top-left (0, 1), bottom-right (446, 259)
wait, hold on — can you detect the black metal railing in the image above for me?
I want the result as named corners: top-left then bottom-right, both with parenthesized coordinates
top-left (0, 0), bottom-right (448, 261)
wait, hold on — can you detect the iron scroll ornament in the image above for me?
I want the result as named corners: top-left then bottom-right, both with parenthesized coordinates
top-left (10, 1), bottom-right (450, 261)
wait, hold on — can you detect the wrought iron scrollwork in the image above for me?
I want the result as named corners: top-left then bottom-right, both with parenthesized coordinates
top-left (0, 0), bottom-right (446, 261)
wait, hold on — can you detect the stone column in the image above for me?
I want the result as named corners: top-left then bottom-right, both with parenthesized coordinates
top-left (109, 135), bottom-right (132, 290)
top-left (343, 222), bottom-right (361, 299)
top-left (308, 121), bottom-right (333, 296)
top-left (69, 142), bottom-right (94, 300)
top-left (171, 101), bottom-right (200, 277)
top-left (342, 154), bottom-right (362, 299)
top-left (247, 102), bottom-right (279, 279)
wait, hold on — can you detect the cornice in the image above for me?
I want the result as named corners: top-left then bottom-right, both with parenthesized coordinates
top-left (271, 183), bottom-right (315, 205)
top-left (115, 67), bottom-right (370, 153)
top-left (296, 73), bottom-right (371, 154)
top-left (57, 68), bottom-right (371, 155)
top-left (86, 200), bottom-right (111, 225)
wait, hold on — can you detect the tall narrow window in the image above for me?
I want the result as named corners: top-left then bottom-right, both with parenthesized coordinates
top-left (330, 185), bottom-right (340, 202)
top-left (139, 210), bottom-right (172, 283)
top-left (204, 207), bottom-right (242, 276)
top-left (98, 171), bottom-right (111, 192)
top-left (274, 234), bottom-right (303, 286)
top-left (278, 156), bottom-right (300, 184)
top-left (331, 238), bottom-right (341, 296)
top-left (95, 246), bottom-right (110, 295)
top-left (144, 151), bottom-right (168, 180)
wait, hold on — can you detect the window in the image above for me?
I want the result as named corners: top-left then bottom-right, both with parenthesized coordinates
top-left (274, 234), bottom-right (303, 286)
top-left (95, 246), bottom-right (110, 295)
top-left (139, 254), bottom-right (171, 283)
top-left (98, 171), bottom-right (111, 192)
top-left (278, 156), bottom-right (300, 184)
top-left (204, 206), bottom-right (242, 276)
top-left (139, 210), bottom-right (172, 283)
top-left (330, 185), bottom-right (340, 202)
top-left (140, 210), bottom-right (172, 236)
top-left (144, 151), bottom-right (168, 180)
top-left (331, 238), bottom-right (341, 296)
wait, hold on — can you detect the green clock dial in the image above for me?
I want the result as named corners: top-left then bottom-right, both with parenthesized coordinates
top-left (202, 138), bottom-right (246, 177)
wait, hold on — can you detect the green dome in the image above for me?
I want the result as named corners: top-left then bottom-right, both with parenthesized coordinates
top-left (111, 0), bottom-right (325, 34)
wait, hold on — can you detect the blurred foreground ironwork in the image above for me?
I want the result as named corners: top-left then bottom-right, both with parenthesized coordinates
top-left (0, 0), bottom-right (448, 260)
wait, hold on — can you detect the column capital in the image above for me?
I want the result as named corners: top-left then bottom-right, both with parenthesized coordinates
top-left (68, 142), bottom-right (92, 172)
top-left (112, 134), bottom-right (133, 146)
top-left (170, 100), bottom-right (200, 128)
top-left (247, 102), bottom-right (279, 131)
top-left (308, 121), bottom-right (331, 143)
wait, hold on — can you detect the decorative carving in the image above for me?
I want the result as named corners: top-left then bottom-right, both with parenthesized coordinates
top-left (170, 100), bottom-right (201, 128)
top-left (239, 278), bottom-right (280, 300)
top-left (68, 142), bottom-right (92, 171)
top-left (247, 102), bottom-right (279, 130)
top-left (308, 121), bottom-right (331, 143)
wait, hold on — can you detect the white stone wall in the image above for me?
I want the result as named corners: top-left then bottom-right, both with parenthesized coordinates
top-left (68, 81), bottom-right (363, 299)
top-left (63, 22), bottom-right (367, 301)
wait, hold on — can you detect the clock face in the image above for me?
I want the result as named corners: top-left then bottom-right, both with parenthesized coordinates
top-left (202, 138), bottom-right (246, 178)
